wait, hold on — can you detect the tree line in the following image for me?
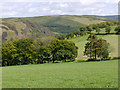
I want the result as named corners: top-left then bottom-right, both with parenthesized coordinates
top-left (2, 21), bottom-right (119, 66)
top-left (2, 37), bottom-right (78, 66)
top-left (56, 21), bottom-right (120, 40)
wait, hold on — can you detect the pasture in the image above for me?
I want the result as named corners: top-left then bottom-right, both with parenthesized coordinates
top-left (2, 60), bottom-right (118, 88)
top-left (68, 34), bottom-right (118, 60)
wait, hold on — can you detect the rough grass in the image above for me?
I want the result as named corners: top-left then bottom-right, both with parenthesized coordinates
top-left (68, 34), bottom-right (118, 60)
top-left (25, 16), bottom-right (84, 33)
top-left (24, 15), bottom-right (113, 33)
top-left (2, 60), bottom-right (118, 88)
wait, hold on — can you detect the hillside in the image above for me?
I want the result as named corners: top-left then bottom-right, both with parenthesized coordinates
top-left (1, 18), bottom-right (55, 42)
top-left (100, 15), bottom-right (118, 20)
top-left (1, 15), bottom-right (115, 42)
top-left (68, 34), bottom-right (118, 60)
top-left (84, 15), bottom-right (118, 20)
top-left (24, 15), bottom-right (114, 33)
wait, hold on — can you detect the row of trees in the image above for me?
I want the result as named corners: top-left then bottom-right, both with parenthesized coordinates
top-left (56, 21), bottom-right (119, 40)
top-left (84, 34), bottom-right (110, 60)
top-left (2, 37), bottom-right (78, 66)
top-left (114, 26), bottom-right (120, 34)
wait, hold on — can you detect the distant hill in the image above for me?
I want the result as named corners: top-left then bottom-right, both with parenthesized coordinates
top-left (99, 15), bottom-right (118, 20)
top-left (24, 15), bottom-right (114, 33)
top-left (1, 15), bottom-right (115, 42)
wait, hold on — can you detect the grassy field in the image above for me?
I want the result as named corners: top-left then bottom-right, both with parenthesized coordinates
top-left (68, 34), bottom-right (118, 60)
top-left (2, 60), bottom-right (118, 88)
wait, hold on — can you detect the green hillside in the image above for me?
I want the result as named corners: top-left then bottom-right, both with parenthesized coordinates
top-left (1, 15), bottom-right (115, 42)
top-left (99, 15), bottom-right (118, 20)
top-left (68, 34), bottom-right (118, 60)
top-left (24, 15), bottom-right (114, 33)
top-left (2, 60), bottom-right (118, 88)
top-left (1, 18), bottom-right (55, 42)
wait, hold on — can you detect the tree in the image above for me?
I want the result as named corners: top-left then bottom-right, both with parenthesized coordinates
top-left (86, 26), bottom-right (93, 33)
top-left (2, 42), bottom-right (18, 66)
top-left (49, 39), bottom-right (78, 63)
top-left (13, 38), bottom-right (34, 65)
top-left (68, 32), bottom-right (74, 38)
top-left (36, 46), bottom-right (51, 64)
top-left (98, 22), bottom-right (107, 28)
top-left (96, 38), bottom-right (109, 60)
top-left (85, 34), bottom-right (98, 60)
top-left (54, 50), bottom-right (72, 62)
top-left (87, 33), bottom-right (98, 41)
top-left (33, 37), bottom-right (54, 63)
top-left (75, 30), bottom-right (81, 36)
top-left (2, 37), bottom-right (78, 66)
top-left (84, 42), bottom-right (92, 59)
top-left (105, 26), bottom-right (111, 34)
top-left (66, 34), bottom-right (70, 39)
top-left (80, 26), bottom-right (86, 36)
top-left (55, 34), bottom-right (65, 40)
top-left (114, 26), bottom-right (120, 34)
top-left (84, 34), bottom-right (109, 61)
top-left (96, 27), bottom-right (100, 34)
top-left (92, 24), bottom-right (98, 29)
top-left (74, 31), bottom-right (79, 37)
top-left (106, 22), bottom-right (114, 26)
top-left (2, 38), bottom-right (35, 66)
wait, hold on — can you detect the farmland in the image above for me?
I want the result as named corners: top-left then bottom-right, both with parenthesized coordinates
top-left (2, 60), bottom-right (118, 88)
top-left (68, 28), bottom-right (118, 60)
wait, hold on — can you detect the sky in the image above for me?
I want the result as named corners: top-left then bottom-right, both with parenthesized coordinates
top-left (0, 0), bottom-right (119, 18)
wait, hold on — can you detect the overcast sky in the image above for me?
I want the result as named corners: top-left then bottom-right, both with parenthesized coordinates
top-left (0, 0), bottom-right (119, 18)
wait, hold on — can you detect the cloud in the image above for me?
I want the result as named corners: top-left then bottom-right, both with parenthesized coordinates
top-left (1, 1), bottom-right (118, 18)
top-left (28, 8), bottom-right (36, 12)
top-left (59, 3), bottom-right (69, 8)
top-left (42, 8), bottom-right (49, 11)
top-left (2, 11), bottom-right (17, 17)
top-left (50, 10), bottom-right (62, 14)
top-left (79, 0), bottom-right (98, 5)
top-left (79, 0), bottom-right (119, 5)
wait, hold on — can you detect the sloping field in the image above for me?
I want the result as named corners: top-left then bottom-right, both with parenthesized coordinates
top-left (68, 35), bottom-right (118, 60)
top-left (2, 60), bottom-right (118, 88)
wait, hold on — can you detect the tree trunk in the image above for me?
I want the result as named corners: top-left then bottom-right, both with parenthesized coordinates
top-left (35, 58), bottom-right (37, 64)
top-left (53, 54), bottom-right (55, 63)
top-left (90, 52), bottom-right (92, 59)
top-left (90, 44), bottom-right (92, 59)
top-left (48, 59), bottom-right (49, 63)
top-left (95, 50), bottom-right (97, 60)
top-left (53, 60), bottom-right (54, 63)
top-left (37, 58), bottom-right (40, 64)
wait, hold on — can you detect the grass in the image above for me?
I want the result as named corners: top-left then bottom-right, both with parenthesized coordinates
top-left (2, 60), bottom-right (118, 88)
top-left (68, 34), bottom-right (118, 60)
top-left (24, 15), bottom-right (113, 33)
top-left (25, 15), bottom-right (84, 33)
